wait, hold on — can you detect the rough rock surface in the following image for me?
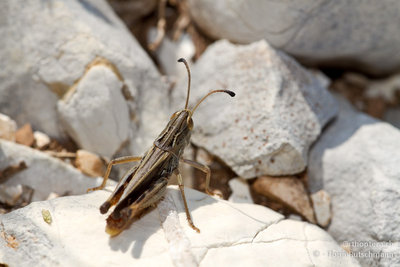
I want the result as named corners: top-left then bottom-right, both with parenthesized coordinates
top-left (308, 96), bottom-right (400, 266)
top-left (172, 40), bottom-right (337, 178)
top-left (0, 140), bottom-right (110, 201)
top-left (0, 186), bottom-right (359, 267)
top-left (187, 0), bottom-right (400, 75)
top-left (0, 0), bottom-right (169, 156)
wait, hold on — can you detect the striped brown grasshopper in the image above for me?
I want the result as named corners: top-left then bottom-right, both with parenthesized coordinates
top-left (87, 58), bottom-right (235, 236)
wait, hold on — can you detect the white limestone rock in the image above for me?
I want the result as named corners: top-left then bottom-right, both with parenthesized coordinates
top-left (0, 0), bottom-right (169, 156)
top-left (58, 64), bottom-right (130, 158)
top-left (172, 40), bottom-right (337, 178)
top-left (187, 0), bottom-right (400, 75)
top-left (308, 96), bottom-right (400, 266)
top-left (0, 139), bottom-right (112, 201)
top-left (0, 186), bottom-right (359, 267)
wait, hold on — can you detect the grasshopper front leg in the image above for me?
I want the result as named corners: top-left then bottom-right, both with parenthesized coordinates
top-left (174, 168), bottom-right (200, 233)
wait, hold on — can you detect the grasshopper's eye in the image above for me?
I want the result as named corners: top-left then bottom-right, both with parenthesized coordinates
top-left (170, 112), bottom-right (179, 120)
top-left (187, 117), bottom-right (193, 130)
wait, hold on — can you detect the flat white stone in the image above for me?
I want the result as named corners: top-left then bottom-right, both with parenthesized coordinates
top-left (0, 186), bottom-right (359, 267)
top-left (172, 40), bottom-right (337, 178)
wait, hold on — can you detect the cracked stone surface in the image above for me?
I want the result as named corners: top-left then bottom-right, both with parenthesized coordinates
top-left (0, 0), bottom-right (169, 156)
top-left (187, 0), bottom-right (400, 75)
top-left (172, 40), bottom-right (337, 178)
top-left (0, 139), bottom-right (111, 201)
top-left (308, 96), bottom-right (400, 266)
top-left (0, 186), bottom-right (359, 267)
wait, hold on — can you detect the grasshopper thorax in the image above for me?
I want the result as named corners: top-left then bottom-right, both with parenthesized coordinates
top-left (154, 109), bottom-right (193, 158)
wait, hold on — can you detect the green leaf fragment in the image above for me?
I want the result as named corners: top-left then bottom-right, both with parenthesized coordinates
top-left (41, 209), bottom-right (52, 225)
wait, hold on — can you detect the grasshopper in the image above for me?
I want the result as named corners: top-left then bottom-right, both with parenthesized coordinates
top-left (87, 58), bottom-right (235, 236)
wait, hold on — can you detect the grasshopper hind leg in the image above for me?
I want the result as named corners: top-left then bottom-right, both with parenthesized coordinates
top-left (87, 156), bottom-right (142, 193)
top-left (87, 156), bottom-right (142, 215)
top-left (181, 158), bottom-right (222, 198)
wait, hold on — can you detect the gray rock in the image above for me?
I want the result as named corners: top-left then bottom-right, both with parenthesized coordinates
top-left (0, 139), bottom-right (111, 201)
top-left (187, 0), bottom-right (400, 75)
top-left (172, 40), bottom-right (337, 178)
top-left (0, 186), bottom-right (359, 267)
top-left (308, 96), bottom-right (400, 266)
top-left (0, 0), bottom-right (169, 156)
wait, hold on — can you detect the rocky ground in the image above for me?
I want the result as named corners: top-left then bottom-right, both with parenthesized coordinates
top-left (0, 0), bottom-right (399, 266)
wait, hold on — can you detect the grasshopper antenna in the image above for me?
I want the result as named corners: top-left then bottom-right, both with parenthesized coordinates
top-left (191, 89), bottom-right (235, 114)
top-left (177, 58), bottom-right (235, 114)
top-left (178, 58), bottom-right (191, 110)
